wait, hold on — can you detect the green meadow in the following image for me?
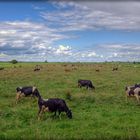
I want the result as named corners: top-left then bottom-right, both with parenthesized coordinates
top-left (0, 62), bottom-right (140, 140)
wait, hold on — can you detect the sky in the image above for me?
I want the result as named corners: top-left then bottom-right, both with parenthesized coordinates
top-left (0, 1), bottom-right (140, 62)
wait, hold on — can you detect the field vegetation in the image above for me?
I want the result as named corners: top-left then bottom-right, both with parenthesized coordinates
top-left (0, 62), bottom-right (140, 140)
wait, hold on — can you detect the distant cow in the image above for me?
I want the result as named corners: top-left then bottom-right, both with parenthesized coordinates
top-left (16, 86), bottom-right (40, 103)
top-left (65, 69), bottom-right (71, 72)
top-left (95, 69), bottom-right (100, 72)
top-left (125, 83), bottom-right (140, 104)
top-left (34, 65), bottom-right (41, 71)
top-left (34, 68), bottom-right (40, 71)
top-left (78, 79), bottom-right (95, 90)
top-left (112, 67), bottom-right (118, 71)
top-left (38, 95), bottom-right (72, 120)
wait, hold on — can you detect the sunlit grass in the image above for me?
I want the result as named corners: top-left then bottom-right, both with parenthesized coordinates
top-left (0, 62), bottom-right (140, 139)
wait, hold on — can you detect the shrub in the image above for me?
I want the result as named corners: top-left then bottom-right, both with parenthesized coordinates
top-left (45, 60), bottom-right (48, 63)
top-left (65, 91), bottom-right (72, 101)
top-left (10, 59), bottom-right (18, 64)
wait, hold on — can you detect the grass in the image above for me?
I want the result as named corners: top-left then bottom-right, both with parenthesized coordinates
top-left (0, 62), bottom-right (140, 140)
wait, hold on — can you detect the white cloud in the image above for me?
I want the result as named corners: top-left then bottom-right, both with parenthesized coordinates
top-left (0, 53), bottom-right (7, 58)
top-left (113, 53), bottom-right (118, 57)
top-left (55, 45), bottom-right (72, 55)
top-left (40, 1), bottom-right (140, 32)
top-left (87, 52), bottom-right (97, 57)
top-left (0, 21), bottom-right (71, 61)
top-left (1, 2), bottom-right (140, 62)
top-left (95, 43), bottom-right (140, 61)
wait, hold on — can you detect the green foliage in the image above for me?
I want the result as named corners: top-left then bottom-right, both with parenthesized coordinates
top-left (0, 62), bottom-right (140, 139)
top-left (10, 59), bottom-right (18, 64)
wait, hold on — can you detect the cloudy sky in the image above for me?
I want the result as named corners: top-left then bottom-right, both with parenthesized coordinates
top-left (0, 1), bottom-right (140, 62)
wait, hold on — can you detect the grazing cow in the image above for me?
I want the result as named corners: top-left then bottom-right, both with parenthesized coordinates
top-left (95, 69), bottom-right (100, 72)
top-left (125, 83), bottom-right (140, 104)
top-left (78, 79), bottom-right (95, 90)
top-left (72, 67), bottom-right (77, 70)
top-left (16, 86), bottom-right (40, 103)
top-left (112, 67), bottom-right (118, 71)
top-left (65, 69), bottom-right (71, 72)
top-left (38, 95), bottom-right (72, 120)
top-left (34, 68), bottom-right (40, 71)
top-left (34, 65), bottom-right (41, 71)
top-left (0, 67), bottom-right (4, 70)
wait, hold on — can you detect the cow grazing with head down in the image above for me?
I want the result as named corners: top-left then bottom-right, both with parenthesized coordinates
top-left (125, 83), bottom-right (140, 104)
top-left (16, 86), bottom-right (40, 103)
top-left (37, 94), bottom-right (72, 120)
top-left (78, 79), bottom-right (95, 90)
top-left (95, 69), bottom-right (100, 72)
top-left (34, 65), bottom-right (41, 71)
top-left (112, 67), bottom-right (118, 71)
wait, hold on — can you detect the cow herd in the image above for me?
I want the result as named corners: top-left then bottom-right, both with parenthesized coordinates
top-left (16, 79), bottom-right (96, 120)
top-left (15, 72), bottom-right (140, 121)
top-left (16, 86), bottom-right (72, 120)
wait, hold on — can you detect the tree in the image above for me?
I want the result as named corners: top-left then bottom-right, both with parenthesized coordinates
top-left (10, 59), bottom-right (18, 64)
top-left (45, 60), bottom-right (48, 63)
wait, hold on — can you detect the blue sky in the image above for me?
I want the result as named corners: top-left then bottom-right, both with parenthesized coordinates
top-left (0, 1), bottom-right (140, 62)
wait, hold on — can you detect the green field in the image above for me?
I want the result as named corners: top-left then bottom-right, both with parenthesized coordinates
top-left (0, 62), bottom-right (140, 140)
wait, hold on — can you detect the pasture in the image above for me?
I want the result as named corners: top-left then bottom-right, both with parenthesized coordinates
top-left (0, 62), bottom-right (140, 140)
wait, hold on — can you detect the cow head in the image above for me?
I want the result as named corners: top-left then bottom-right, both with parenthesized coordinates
top-left (92, 85), bottom-right (95, 90)
top-left (135, 83), bottom-right (140, 88)
top-left (66, 109), bottom-right (72, 119)
top-left (16, 87), bottom-right (22, 92)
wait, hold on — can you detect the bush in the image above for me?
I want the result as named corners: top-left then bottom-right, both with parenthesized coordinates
top-left (10, 59), bottom-right (18, 64)
top-left (65, 91), bottom-right (72, 101)
top-left (45, 60), bottom-right (48, 63)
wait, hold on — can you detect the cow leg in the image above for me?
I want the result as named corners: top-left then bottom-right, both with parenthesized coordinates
top-left (38, 107), bottom-right (42, 120)
top-left (58, 111), bottom-right (62, 120)
top-left (16, 92), bottom-right (21, 104)
top-left (38, 106), bottom-right (45, 120)
top-left (134, 94), bottom-right (140, 105)
top-left (125, 93), bottom-right (128, 103)
top-left (78, 83), bottom-right (81, 88)
top-left (54, 111), bottom-right (56, 116)
top-left (78, 83), bottom-right (80, 88)
top-left (52, 111), bottom-right (57, 118)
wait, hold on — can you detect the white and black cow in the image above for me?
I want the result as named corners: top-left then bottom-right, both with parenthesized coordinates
top-left (78, 79), bottom-right (95, 90)
top-left (125, 83), bottom-right (140, 104)
top-left (37, 94), bottom-right (72, 120)
top-left (16, 86), bottom-right (40, 103)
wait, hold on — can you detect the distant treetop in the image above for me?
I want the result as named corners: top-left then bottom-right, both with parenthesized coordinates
top-left (10, 59), bottom-right (18, 64)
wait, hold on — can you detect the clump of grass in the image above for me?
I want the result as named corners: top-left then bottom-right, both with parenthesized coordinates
top-left (65, 91), bottom-right (72, 101)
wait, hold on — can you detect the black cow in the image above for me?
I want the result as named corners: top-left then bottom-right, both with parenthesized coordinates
top-left (38, 95), bottom-right (72, 120)
top-left (16, 86), bottom-right (40, 103)
top-left (78, 79), bottom-right (95, 90)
